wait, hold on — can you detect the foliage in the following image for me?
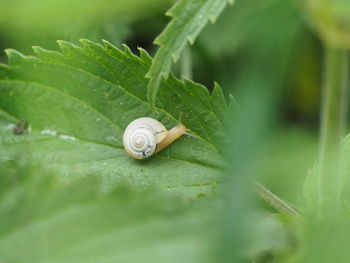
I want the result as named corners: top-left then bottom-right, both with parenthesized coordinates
top-left (0, 40), bottom-right (228, 197)
top-left (0, 160), bottom-right (215, 263)
top-left (145, 0), bottom-right (233, 108)
top-left (0, 0), bottom-right (350, 262)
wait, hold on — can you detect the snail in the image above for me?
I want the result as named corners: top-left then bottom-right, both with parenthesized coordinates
top-left (123, 117), bottom-right (187, 159)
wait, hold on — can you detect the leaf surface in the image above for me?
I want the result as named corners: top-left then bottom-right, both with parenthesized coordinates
top-left (145, 0), bottom-right (233, 108)
top-left (0, 40), bottom-right (228, 196)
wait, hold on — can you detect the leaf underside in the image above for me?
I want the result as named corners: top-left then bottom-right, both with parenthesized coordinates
top-left (146, 0), bottom-right (233, 108)
top-left (0, 40), bottom-right (229, 197)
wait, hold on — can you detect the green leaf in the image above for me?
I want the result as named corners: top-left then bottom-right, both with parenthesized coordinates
top-left (145, 0), bottom-right (233, 108)
top-left (0, 160), bottom-right (214, 263)
top-left (0, 40), bottom-right (228, 197)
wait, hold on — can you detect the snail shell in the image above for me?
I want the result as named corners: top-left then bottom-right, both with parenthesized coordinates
top-left (123, 117), bottom-right (187, 159)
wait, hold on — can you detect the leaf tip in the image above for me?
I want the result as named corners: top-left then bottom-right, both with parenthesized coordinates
top-left (101, 39), bottom-right (111, 46)
top-left (5, 48), bottom-right (19, 56)
top-left (187, 36), bottom-right (195, 46)
top-left (138, 47), bottom-right (152, 64)
top-left (5, 49), bottom-right (23, 64)
top-left (209, 15), bottom-right (217, 24)
top-left (228, 93), bottom-right (237, 105)
top-left (56, 40), bottom-right (69, 51)
top-left (56, 39), bottom-right (67, 46)
top-left (32, 45), bottom-right (43, 54)
top-left (102, 39), bottom-right (113, 50)
top-left (79, 38), bottom-right (92, 45)
top-left (144, 72), bottom-right (151, 79)
top-left (122, 44), bottom-right (133, 56)
top-left (153, 38), bottom-right (162, 47)
top-left (32, 46), bottom-right (48, 58)
top-left (56, 40), bottom-right (79, 53)
top-left (212, 82), bottom-right (227, 105)
top-left (171, 53), bottom-right (181, 62)
top-left (79, 39), bottom-right (97, 51)
top-left (165, 10), bottom-right (174, 17)
top-left (137, 46), bottom-right (148, 56)
top-left (213, 81), bottom-right (221, 90)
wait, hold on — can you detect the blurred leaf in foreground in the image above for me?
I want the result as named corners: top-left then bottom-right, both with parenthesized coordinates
top-left (0, 160), bottom-right (214, 263)
top-left (298, 135), bottom-right (350, 262)
top-left (301, 215), bottom-right (350, 263)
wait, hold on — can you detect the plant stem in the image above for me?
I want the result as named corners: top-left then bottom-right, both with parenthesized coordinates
top-left (254, 181), bottom-right (299, 215)
top-left (318, 46), bottom-right (348, 215)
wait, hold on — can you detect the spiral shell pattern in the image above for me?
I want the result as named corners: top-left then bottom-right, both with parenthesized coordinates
top-left (123, 117), bottom-right (168, 159)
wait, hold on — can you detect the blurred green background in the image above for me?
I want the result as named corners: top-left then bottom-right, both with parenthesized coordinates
top-left (0, 0), bottom-right (323, 208)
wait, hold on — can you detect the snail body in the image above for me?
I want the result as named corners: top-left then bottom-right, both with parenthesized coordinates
top-left (123, 117), bottom-right (187, 159)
